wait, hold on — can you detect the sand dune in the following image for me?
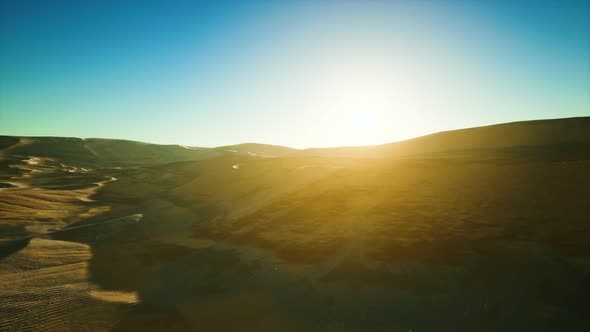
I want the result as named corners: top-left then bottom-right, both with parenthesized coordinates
top-left (0, 238), bottom-right (135, 331)
top-left (1, 117), bottom-right (589, 331)
top-left (298, 116), bottom-right (590, 158)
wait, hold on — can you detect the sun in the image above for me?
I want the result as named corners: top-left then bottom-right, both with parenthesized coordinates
top-left (300, 62), bottom-right (422, 147)
top-left (347, 110), bottom-right (377, 131)
top-left (318, 67), bottom-right (390, 145)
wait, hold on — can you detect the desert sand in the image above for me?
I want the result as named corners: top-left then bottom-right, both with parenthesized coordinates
top-left (1, 117), bottom-right (589, 331)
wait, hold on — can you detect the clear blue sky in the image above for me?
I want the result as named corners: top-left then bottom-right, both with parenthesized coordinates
top-left (1, 0), bottom-right (589, 148)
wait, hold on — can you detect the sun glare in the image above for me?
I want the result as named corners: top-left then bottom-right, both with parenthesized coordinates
top-left (306, 63), bottom-right (403, 147)
top-left (347, 110), bottom-right (377, 131)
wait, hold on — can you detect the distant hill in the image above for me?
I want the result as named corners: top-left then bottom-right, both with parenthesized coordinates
top-left (0, 137), bottom-right (295, 166)
top-left (2, 117), bottom-right (589, 165)
top-left (0, 137), bottom-right (218, 166)
top-left (214, 143), bottom-right (296, 157)
top-left (298, 117), bottom-right (590, 158)
top-left (84, 139), bottom-right (220, 165)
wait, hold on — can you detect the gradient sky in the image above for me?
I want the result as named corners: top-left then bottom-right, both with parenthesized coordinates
top-left (1, 0), bottom-right (589, 148)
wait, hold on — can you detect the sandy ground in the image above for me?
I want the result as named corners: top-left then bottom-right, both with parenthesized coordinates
top-left (0, 149), bottom-right (138, 331)
top-left (1, 118), bottom-right (590, 331)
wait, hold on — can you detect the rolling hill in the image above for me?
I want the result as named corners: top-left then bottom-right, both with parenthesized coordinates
top-left (299, 116), bottom-right (590, 158)
top-left (1, 117), bottom-right (589, 331)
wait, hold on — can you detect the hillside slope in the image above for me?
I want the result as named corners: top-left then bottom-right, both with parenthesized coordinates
top-left (0, 137), bottom-right (297, 167)
top-left (1, 117), bottom-right (590, 331)
top-left (299, 117), bottom-right (590, 158)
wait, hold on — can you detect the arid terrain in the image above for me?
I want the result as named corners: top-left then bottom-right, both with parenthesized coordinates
top-left (1, 117), bottom-right (589, 331)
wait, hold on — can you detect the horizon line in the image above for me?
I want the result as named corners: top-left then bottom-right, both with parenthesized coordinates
top-left (2, 115), bottom-right (588, 150)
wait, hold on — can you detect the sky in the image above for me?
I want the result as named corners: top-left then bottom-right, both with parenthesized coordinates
top-left (1, 0), bottom-right (589, 148)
